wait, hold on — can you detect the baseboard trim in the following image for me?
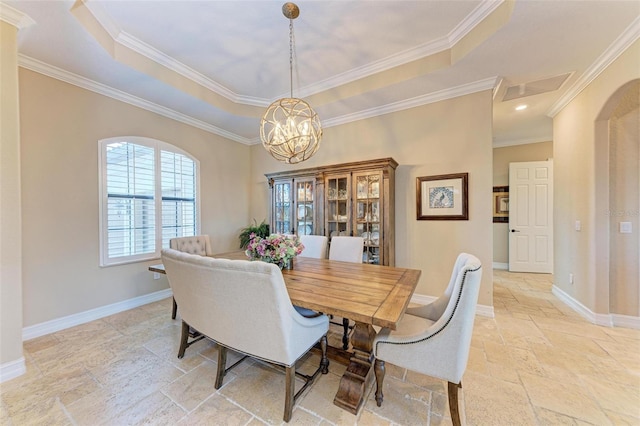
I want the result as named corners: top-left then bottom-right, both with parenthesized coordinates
top-left (411, 293), bottom-right (495, 318)
top-left (22, 288), bottom-right (173, 341)
top-left (492, 262), bottom-right (508, 270)
top-left (552, 285), bottom-right (640, 329)
top-left (0, 357), bottom-right (26, 383)
top-left (611, 314), bottom-right (640, 329)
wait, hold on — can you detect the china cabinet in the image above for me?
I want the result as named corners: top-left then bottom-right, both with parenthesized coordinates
top-left (270, 176), bottom-right (316, 236)
top-left (266, 158), bottom-right (397, 266)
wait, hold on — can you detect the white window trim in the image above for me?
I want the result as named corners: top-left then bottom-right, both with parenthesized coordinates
top-left (98, 136), bottom-right (201, 267)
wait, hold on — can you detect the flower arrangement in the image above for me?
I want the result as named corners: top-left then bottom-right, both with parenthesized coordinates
top-left (245, 233), bottom-right (304, 269)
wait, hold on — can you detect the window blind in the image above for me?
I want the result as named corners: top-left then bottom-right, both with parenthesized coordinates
top-left (105, 142), bottom-right (156, 259)
top-left (100, 138), bottom-right (199, 266)
top-left (161, 150), bottom-right (196, 247)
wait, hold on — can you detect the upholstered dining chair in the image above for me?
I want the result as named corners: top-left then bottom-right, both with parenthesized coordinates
top-left (372, 253), bottom-right (482, 426)
top-left (328, 236), bottom-right (364, 349)
top-left (168, 235), bottom-right (213, 319)
top-left (328, 236), bottom-right (364, 263)
top-left (293, 235), bottom-right (329, 318)
top-left (298, 235), bottom-right (328, 259)
top-left (161, 248), bottom-right (329, 423)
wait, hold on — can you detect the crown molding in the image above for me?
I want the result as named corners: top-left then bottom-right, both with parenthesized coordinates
top-left (492, 136), bottom-right (552, 149)
top-left (81, 0), bottom-right (266, 107)
top-left (295, 0), bottom-right (504, 99)
top-left (116, 31), bottom-right (267, 108)
top-left (0, 3), bottom-right (35, 29)
top-left (18, 54), bottom-right (497, 148)
top-left (79, 0), bottom-right (501, 105)
top-left (448, 0), bottom-right (505, 45)
top-left (547, 15), bottom-right (640, 117)
top-left (323, 76), bottom-right (499, 128)
top-left (18, 55), bottom-right (253, 145)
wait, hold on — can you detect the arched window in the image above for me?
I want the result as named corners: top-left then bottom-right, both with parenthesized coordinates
top-left (98, 136), bottom-right (200, 266)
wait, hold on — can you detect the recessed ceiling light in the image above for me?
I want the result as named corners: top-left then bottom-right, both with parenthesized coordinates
top-left (515, 104), bottom-right (528, 111)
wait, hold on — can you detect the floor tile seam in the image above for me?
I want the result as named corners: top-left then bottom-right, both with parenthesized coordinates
top-left (385, 373), bottom-right (445, 400)
top-left (23, 334), bottom-right (64, 356)
top-left (294, 404), bottom-right (331, 424)
top-left (510, 370), bottom-right (549, 426)
top-left (517, 366), bottom-right (612, 426)
top-left (159, 387), bottom-right (196, 418)
top-left (218, 391), bottom-right (274, 425)
top-left (574, 370), bottom-right (640, 410)
top-left (90, 346), bottom-right (171, 388)
top-left (54, 396), bottom-right (78, 426)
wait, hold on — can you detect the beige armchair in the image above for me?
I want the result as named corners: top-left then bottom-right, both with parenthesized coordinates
top-left (161, 248), bottom-right (329, 423)
top-left (328, 236), bottom-right (364, 349)
top-left (169, 235), bottom-right (213, 256)
top-left (372, 253), bottom-right (482, 426)
top-left (168, 235), bottom-right (213, 319)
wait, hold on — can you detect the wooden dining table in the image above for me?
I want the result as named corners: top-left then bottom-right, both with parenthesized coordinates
top-left (150, 250), bottom-right (421, 415)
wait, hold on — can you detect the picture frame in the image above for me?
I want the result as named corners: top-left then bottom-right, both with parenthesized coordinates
top-left (492, 186), bottom-right (509, 223)
top-left (416, 173), bottom-right (468, 220)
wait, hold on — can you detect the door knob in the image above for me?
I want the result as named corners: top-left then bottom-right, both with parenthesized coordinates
top-left (510, 229), bottom-right (520, 233)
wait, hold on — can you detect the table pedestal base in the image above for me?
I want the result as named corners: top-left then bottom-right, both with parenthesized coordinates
top-left (333, 322), bottom-right (377, 414)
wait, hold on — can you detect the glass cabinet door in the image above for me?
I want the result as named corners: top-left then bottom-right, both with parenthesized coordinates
top-left (272, 180), bottom-right (293, 234)
top-left (353, 172), bottom-right (382, 264)
top-left (294, 179), bottom-right (315, 235)
top-left (325, 174), bottom-right (350, 240)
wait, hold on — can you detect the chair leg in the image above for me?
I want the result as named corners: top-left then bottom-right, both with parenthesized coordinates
top-left (320, 335), bottom-right (329, 374)
top-left (284, 365), bottom-right (295, 422)
top-left (171, 297), bottom-right (178, 319)
top-left (448, 381), bottom-right (462, 426)
top-left (374, 359), bottom-right (385, 406)
top-left (171, 297), bottom-right (177, 319)
top-left (342, 317), bottom-right (350, 350)
top-left (215, 345), bottom-right (228, 389)
top-left (177, 321), bottom-right (189, 359)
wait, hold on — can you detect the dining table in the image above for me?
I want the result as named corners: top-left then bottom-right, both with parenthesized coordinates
top-left (149, 250), bottom-right (421, 415)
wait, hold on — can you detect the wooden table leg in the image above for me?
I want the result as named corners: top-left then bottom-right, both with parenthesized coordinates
top-left (333, 321), bottom-right (376, 414)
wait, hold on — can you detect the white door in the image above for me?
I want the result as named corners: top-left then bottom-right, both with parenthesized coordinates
top-left (509, 160), bottom-right (553, 273)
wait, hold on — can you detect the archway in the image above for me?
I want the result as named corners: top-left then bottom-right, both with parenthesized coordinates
top-left (595, 79), bottom-right (640, 320)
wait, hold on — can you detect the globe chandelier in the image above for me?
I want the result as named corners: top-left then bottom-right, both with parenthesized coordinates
top-left (260, 2), bottom-right (322, 164)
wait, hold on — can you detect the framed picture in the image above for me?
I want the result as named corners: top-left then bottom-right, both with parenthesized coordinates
top-left (493, 186), bottom-right (509, 223)
top-left (416, 173), bottom-right (468, 220)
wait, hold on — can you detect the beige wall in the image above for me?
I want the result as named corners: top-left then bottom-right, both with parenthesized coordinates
top-left (18, 69), bottom-right (251, 327)
top-left (609, 83), bottom-right (639, 316)
top-left (492, 141), bottom-right (553, 264)
top-left (250, 91), bottom-right (494, 306)
top-left (0, 21), bottom-right (24, 368)
top-left (553, 39), bottom-right (640, 315)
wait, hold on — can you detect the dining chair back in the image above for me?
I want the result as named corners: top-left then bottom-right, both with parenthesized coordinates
top-left (298, 235), bottom-right (328, 259)
top-left (161, 248), bottom-right (329, 422)
top-left (169, 235), bottom-right (213, 256)
top-left (372, 253), bottom-right (482, 426)
top-left (168, 235), bottom-right (213, 319)
top-left (327, 236), bottom-right (364, 348)
top-left (328, 236), bottom-right (364, 263)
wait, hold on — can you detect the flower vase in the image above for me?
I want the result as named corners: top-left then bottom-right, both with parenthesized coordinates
top-left (284, 258), bottom-right (294, 270)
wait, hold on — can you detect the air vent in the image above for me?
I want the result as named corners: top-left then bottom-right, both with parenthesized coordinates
top-left (502, 73), bottom-right (571, 101)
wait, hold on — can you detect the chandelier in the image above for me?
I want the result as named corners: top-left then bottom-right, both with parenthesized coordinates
top-left (260, 2), bottom-right (322, 164)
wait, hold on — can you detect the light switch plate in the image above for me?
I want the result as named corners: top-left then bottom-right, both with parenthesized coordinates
top-left (575, 220), bottom-right (581, 231)
top-left (620, 222), bottom-right (632, 234)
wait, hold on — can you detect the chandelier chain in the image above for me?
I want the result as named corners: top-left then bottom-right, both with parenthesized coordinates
top-left (289, 18), bottom-right (294, 98)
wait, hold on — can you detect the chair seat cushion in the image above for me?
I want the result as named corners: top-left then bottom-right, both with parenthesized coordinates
top-left (294, 305), bottom-right (322, 318)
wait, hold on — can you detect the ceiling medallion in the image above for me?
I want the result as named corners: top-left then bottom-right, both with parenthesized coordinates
top-left (260, 2), bottom-right (322, 164)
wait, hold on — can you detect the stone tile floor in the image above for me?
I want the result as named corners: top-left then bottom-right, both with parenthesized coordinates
top-left (1, 270), bottom-right (639, 425)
